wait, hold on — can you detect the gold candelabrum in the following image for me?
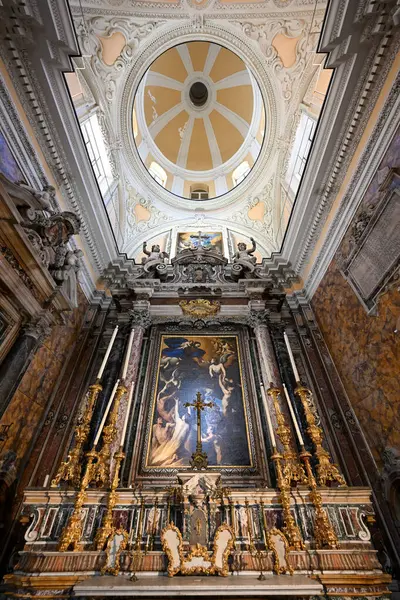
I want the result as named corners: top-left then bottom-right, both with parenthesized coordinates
top-left (58, 449), bottom-right (97, 551)
top-left (94, 447), bottom-right (125, 551)
top-left (300, 447), bottom-right (339, 549)
top-left (271, 447), bottom-right (305, 551)
top-left (267, 386), bottom-right (307, 487)
top-left (58, 379), bottom-right (128, 552)
top-left (91, 381), bottom-right (127, 487)
top-left (295, 385), bottom-right (346, 487)
top-left (51, 381), bottom-right (102, 487)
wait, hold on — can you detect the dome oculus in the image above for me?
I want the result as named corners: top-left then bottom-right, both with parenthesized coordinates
top-left (133, 41), bottom-right (266, 200)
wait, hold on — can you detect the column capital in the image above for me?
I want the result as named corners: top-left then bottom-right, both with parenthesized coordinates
top-left (23, 314), bottom-right (52, 343)
top-left (247, 309), bottom-right (270, 329)
top-left (128, 308), bottom-right (152, 330)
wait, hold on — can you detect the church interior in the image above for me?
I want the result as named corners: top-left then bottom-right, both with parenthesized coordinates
top-left (0, 0), bottom-right (399, 598)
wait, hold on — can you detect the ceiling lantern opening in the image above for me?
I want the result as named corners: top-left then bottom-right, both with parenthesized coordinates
top-left (189, 82), bottom-right (208, 107)
top-left (132, 41), bottom-right (266, 201)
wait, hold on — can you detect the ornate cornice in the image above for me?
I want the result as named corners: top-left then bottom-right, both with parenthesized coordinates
top-left (0, 73), bottom-right (47, 190)
top-left (305, 61), bottom-right (400, 298)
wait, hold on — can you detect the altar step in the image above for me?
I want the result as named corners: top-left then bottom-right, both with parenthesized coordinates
top-left (73, 574), bottom-right (323, 597)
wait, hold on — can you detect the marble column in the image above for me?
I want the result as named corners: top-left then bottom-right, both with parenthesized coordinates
top-left (251, 312), bottom-right (281, 387)
top-left (113, 306), bottom-right (151, 484)
top-left (249, 309), bottom-right (289, 453)
top-left (0, 315), bottom-right (51, 418)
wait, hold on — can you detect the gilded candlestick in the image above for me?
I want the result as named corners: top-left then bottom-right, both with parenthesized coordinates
top-left (267, 386), bottom-right (307, 487)
top-left (295, 385), bottom-right (345, 487)
top-left (91, 381), bottom-right (127, 487)
top-left (52, 381), bottom-right (102, 488)
top-left (94, 447), bottom-right (125, 550)
top-left (58, 449), bottom-right (97, 551)
top-left (271, 448), bottom-right (304, 551)
top-left (299, 447), bottom-right (339, 549)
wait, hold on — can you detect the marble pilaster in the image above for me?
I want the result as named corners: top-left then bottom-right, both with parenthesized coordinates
top-left (111, 306), bottom-right (151, 484)
top-left (249, 309), bottom-right (293, 455)
top-left (0, 315), bottom-right (51, 417)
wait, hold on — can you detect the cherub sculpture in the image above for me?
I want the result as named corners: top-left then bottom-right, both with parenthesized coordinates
top-left (232, 237), bottom-right (257, 265)
top-left (231, 237), bottom-right (257, 279)
top-left (141, 241), bottom-right (169, 278)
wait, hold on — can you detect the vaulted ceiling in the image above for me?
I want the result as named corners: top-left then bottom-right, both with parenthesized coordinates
top-left (67, 0), bottom-right (330, 261)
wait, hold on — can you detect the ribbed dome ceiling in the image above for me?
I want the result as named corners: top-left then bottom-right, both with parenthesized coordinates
top-left (133, 41), bottom-right (265, 200)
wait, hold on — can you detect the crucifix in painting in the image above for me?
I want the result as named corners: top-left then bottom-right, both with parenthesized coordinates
top-left (184, 391), bottom-right (214, 469)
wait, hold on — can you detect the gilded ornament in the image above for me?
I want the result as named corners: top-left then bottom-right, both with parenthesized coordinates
top-left (161, 522), bottom-right (234, 577)
top-left (58, 450), bottom-right (97, 552)
top-left (184, 391), bottom-right (214, 469)
top-left (179, 298), bottom-right (221, 318)
top-left (271, 449), bottom-right (305, 551)
top-left (267, 386), bottom-right (307, 487)
top-left (52, 381), bottom-right (102, 488)
top-left (94, 448), bottom-right (125, 551)
top-left (300, 448), bottom-right (339, 549)
top-left (101, 528), bottom-right (129, 576)
top-left (295, 385), bottom-right (346, 487)
top-left (90, 382), bottom-right (127, 487)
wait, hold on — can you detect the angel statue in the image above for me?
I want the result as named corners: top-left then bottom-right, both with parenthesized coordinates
top-left (231, 237), bottom-right (257, 279)
top-left (141, 241), bottom-right (169, 278)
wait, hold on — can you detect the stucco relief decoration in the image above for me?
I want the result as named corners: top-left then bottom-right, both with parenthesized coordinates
top-left (237, 17), bottom-right (322, 103)
top-left (77, 17), bottom-right (163, 103)
top-left (125, 184), bottom-right (172, 244)
top-left (230, 181), bottom-right (275, 248)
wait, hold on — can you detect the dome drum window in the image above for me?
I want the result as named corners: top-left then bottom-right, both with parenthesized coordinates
top-left (190, 184), bottom-right (209, 200)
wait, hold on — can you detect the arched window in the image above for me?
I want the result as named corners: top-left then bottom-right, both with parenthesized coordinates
top-left (149, 161), bottom-right (167, 187)
top-left (81, 113), bottom-right (114, 198)
top-left (232, 161), bottom-right (251, 186)
top-left (190, 184), bottom-right (209, 200)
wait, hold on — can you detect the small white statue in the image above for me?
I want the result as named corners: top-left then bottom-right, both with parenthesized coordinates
top-left (232, 238), bottom-right (257, 267)
top-left (142, 242), bottom-right (169, 265)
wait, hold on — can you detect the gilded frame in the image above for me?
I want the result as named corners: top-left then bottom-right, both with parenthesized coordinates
top-left (269, 527), bottom-right (293, 575)
top-left (101, 528), bottom-right (129, 576)
top-left (161, 522), bottom-right (234, 577)
top-left (130, 325), bottom-right (268, 486)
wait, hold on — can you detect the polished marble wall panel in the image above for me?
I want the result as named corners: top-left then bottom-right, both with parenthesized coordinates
top-left (0, 288), bottom-right (88, 466)
top-left (312, 129), bottom-right (400, 469)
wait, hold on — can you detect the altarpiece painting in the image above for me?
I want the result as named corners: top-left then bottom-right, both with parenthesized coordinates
top-left (145, 334), bottom-right (252, 470)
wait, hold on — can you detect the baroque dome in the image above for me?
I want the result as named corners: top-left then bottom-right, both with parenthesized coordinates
top-left (133, 41), bottom-right (265, 200)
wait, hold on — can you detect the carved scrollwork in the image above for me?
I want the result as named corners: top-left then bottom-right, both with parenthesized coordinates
top-left (129, 309), bottom-right (152, 329)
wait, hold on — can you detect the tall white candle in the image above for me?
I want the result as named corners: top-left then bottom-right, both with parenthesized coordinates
top-left (93, 379), bottom-right (120, 446)
top-left (97, 325), bottom-right (119, 380)
top-left (120, 381), bottom-right (135, 447)
top-left (43, 474), bottom-right (49, 487)
top-left (121, 328), bottom-right (135, 380)
top-left (283, 383), bottom-right (304, 446)
top-left (260, 384), bottom-right (276, 448)
top-left (283, 331), bottom-right (300, 383)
